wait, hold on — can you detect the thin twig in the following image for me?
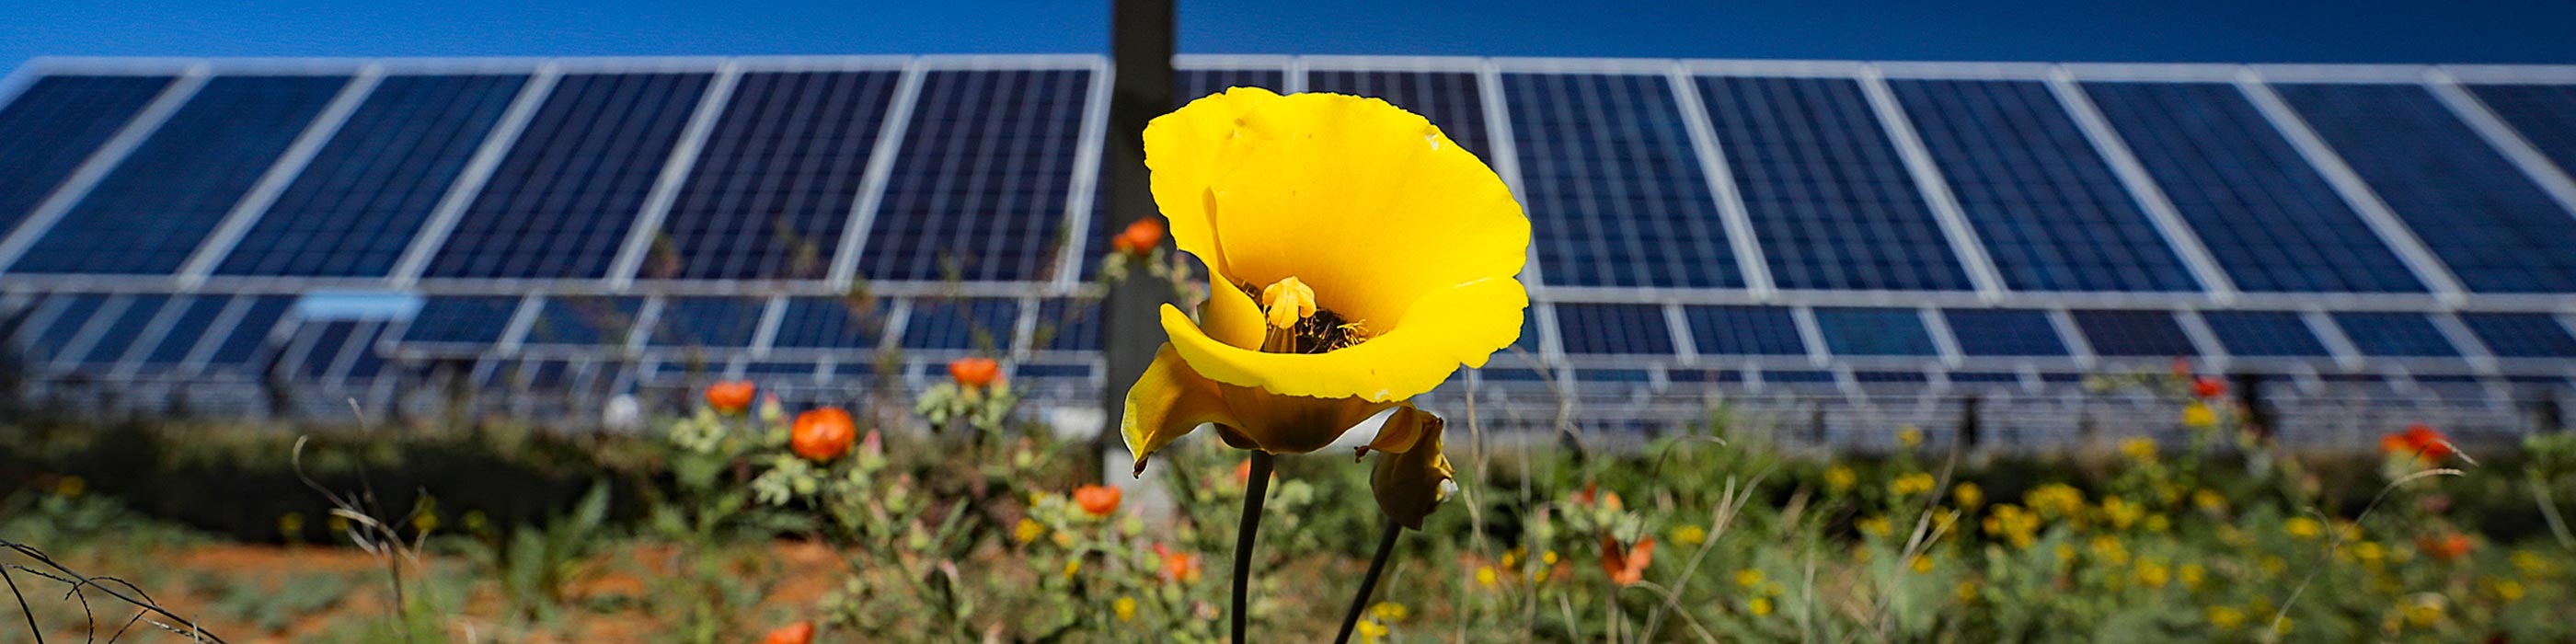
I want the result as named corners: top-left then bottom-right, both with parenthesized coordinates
top-left (5, 564), bottom-right (41, 644)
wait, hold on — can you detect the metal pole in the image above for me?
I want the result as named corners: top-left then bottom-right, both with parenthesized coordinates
top-left (1098, 0), bottom-right (1177, 482)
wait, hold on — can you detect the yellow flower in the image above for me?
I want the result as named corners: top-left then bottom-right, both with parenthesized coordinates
top-left (2260, 555), bottom-right (2286, 574)
top-left (2099, 496), bottom-right (2143, 530)
top-left (1014, 518), bottom-right (1045, 544)
top-left (2145, 514), bottom-right (2169, 533)
top-left (1824, 466), bottom-right (1857, 492)
top-left (1952, 482), bottom-right (1984, 508)
top-left (2399, 593), bottom-right (2444, 627)
top-left (1982, 504), bottom-right (2041, 549)
top-left (1734, 569), bottom-right (1765, 588)
top-left (2180, 402), bottom-right (2215, 428)
top-left (1896, 426), bottom-right (1924, 450)
top-left (277, 512), bottom-right (305, 536)
top-left (2119, 437), bottom-right (2157, 461)
top-left (1063, 559), bottom-right (1083, 579)
top-left (1475, 566), bottom-right (1498, 588)
top-left (1955, 581), bottom-right (1979, 603)
top-left (53, 475), bottom-right (85, 500)
top-left (1122, 88), bottom-right (1530, 529)
top-left (1891, 473), bottom-right (1937, 497)
top-left (1857, 515), bottom-right (1892, 537)
top-left (412, 512), bottom-right (440, 534)
top-left (2088, 535), bottom-right (2130, 565)
top-left (2352, 541), bottom-right (2386, 565)
top-left (2192, 489), bottom-right (2227, 514)
top-left (2134, 558), bottom-right (2170, 588)
top-left (2513, 549), bottom-right (2556, 576)
top-left (2026, 484), bottom-right (2085, 519)
top-left (1114, 595), bottom-right (1137, 621)
top-left (2179, 563), bottom-right (2204, 591)
top-left (2208, 605), bottom-right (2246, 630)
top-left (2283, 517), bottom-right (2321, 540)
top-left (1370, 602), bottom-right (1408, 622)
top-left (1671, 524), bottom-right (1708, 546)
top-left (1355, 619), bottom-right (1388, 643)
top-left (1748, 596), bottom-right (1774, 616)
top-left (1909, 555), bottom-right (1935, 574)
top-left (2490, 578), bottom-right (2524, 602)
top-left (1542, 550), bottom-right (1558, 566)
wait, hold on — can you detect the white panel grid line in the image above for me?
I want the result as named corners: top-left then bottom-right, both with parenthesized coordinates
top-left (827, 59), bottom-right (926, 288)
top-left (1855, 64), bottom-right (2008, 301)
top-left (109, 294), bottom-right (198, 378)
top-left (2300, 308), bottom-right (2366, 371)
top-left (175, 295), bottom-right (258, 372)
top-left (2171, 309), bottom-right (2232, 373)
top-left (1664, 63), bottom-right (1776, 298)
top-left (747, 294), bottom-right (788, 357)
top-left (493, 294), bottom-right (545, 353)
top-left (390, 65), bottom-right (561, 286)
top-left (1050, 57), bottom-right (1115, 288)
top-left (1011, 294), bottom-right (1042, 361)
top-left (0, 65), bottom-right (210, 275)
top-left (2044, 65), bottom-right (2239, 303)
top-left (625, 297), bottom-right (666, 354)
top-left (2422, 68), bottom-right (2576, 225)
top-left (608, 61), bottom-right (745, 287)
top-left (1919, 305), bottom-right (1964, 368)
top-left (2046, 308), bottom-right (2099, 370)
top-left (50, 295), bottom-right (133, 371)
top-left (0, 60), bottom-right (42, 117)
top-left (1283, 57), bottom-right (1310, 94)
top-left (180, 66), bottom-right (386, 284)
top-left (1789, 305), bottom-right (1831, 367)
top-left (1476, 60), bottom-right (1562, 362)
top-left (2428, 312), bottom-right (2501, 374)
top-left (1662, 303), bottom-right (1699, 365)
top-left (2233, 68), bottom-right (2470, 305)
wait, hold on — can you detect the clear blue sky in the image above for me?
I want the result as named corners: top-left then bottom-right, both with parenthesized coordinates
top-left (6, 1), bottom-right (2574, 75)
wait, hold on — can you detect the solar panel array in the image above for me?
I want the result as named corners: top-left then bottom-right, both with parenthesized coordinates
top-left (0, 55), bottom-right (2570, 438)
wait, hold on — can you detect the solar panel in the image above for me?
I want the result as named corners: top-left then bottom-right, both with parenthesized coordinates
top-left (648, 71), bottom-right (901, 281)
top-left (1305, 70), bottom-right (1491, 156)
top-left (198, 294), bottom-right (294, 372)
top-left (1179, 68), bottom-right (1284, 104)
top-left (1553, 303), bottom-right (1673, 355)
top-left (899, 297), bottom-right (1019, 351)
top-left (10, 75), bottom-right (348, 275)
top-left (0, 75), bottom-right (173, 236)
top-left (772, 296), bottom-right (886, 350)
top-left (1940, 308), bottom-right (2069, 356)
top-left (1696, 75), bottom-right (1972, 291)
top-left (399, 295), bottom-right (522, 346)
top-left (857, 69), bottom-right (1090, 282)
top-left (126, 295), bottom-right (228, 370)
top-left (1889, 79), bottom-right (2196, 292)
top-left (2080, 82), bottom-right (2423, 293)
top-left (2456, 312), bottom-right (2576, 358)
top-left (2199, 310), bottom-right (2332, 357)
top-left (522, 296), bottom-right (644, 347)
top-left (2276, 83), bottom-right (2576, 293)
top-left (1812, 306), bottom-right (1938, 356)
top-left (1680, 305), bottom-right (1806, 355)
top-left (214, 74), bottom-right (527, 277)
top-left (2069, 309), bottom-right (2198, 357)
top-left (425, 73), bottom-right (714, 279)
top-left (15, 293), bottom-right (109, 363)
top-left (2467, 84), bottom-right (2576, 184)
top-left (2329, 311), bottom-right (2461, 357)
top-left (645, 296), bottom-right (764, 348)
top-left (1504, 73), bottom-right (1742, 288)
top-left (1031, 296), bottom-right (1101, 351)
top-left (63, 293), bottom-right (172, 367)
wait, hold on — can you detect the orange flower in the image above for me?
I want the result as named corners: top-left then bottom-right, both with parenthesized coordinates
top-left (949, 357), bottom-right (1001, 389)
top-left (704, 380), bottom-right (755, 414)
top-left (1570, 483), bottom-right (1622, 511)
top-left (791, 408), bottom-right (857, 462)
top-left (1074, 485), bottom-right (1123, 517)
top-left (2381, 424), bottom-right (2455, 462)
top-left (1601, 535), bottom-right (1656, 586)
top-left (2191, 376), bottom-right (2226, 399)
top-left (762, 621), bottom-right (814, 644)
top-left (2420, 533), bottom-right (2472, 561)
top-left (1231, 458), bottom-right (1253, 485)
top-left (1153, 543), bottom-right (1203, 584)
top-left (1111, 217), bottom-right (1167, 255)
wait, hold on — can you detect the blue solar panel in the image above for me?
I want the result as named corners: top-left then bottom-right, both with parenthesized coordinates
top-left (858, 69), bottom-right (1090, 282)
top-left (2069, 309), bottom-right (2197, 357)
top-left (646, 296), bottom-right (763, 348)
top-left (1697, 75), bottom-right (1972, 291)
top-left (1763, 370), bottom-right (1837, 384)
top-left (399, 295), bottom-right (521, 345)
top-left (772, 296), bottom-right (885, 350)
top-left (650, 71), bottom-right (900, 281)
top-left (1032, 296), bottom-right (1100, 351)
top-left (2081, 82), bottom-right (2422, 293)
top-left (12, 75), bottom-right (347, 274)
top-left (2277, 83), bottom-right (2576, 293)
top-left (290, 319), bottom-right (362, 378)
top-left (2200, 310), bottom-right (2331, 357)
top-left (1179, 69), bottom-right (1283, 104)
top-left (132, 295), bottom-right (230, 368)
top-left (201, 295), bottom-right (294, 370)
top-left (1889, 79), bottom-right (2196, 292)
top-left (522, 296), bottom-right (643, 347)
top-left (1679, 305), bottom-right (1806, 356)
top-left (1553, 303), bottom-right (1673, 355)
top-left (1940, 308), bottom-right (2068, 356)
top-left (2329, 311), bottom-right (2461, 357)
top-left (0, 75), bottom-right (172, 235)
top-left (1504, 73), bottom-right (1742, 288)
top-left (900, 297), bottom-right (1019, 351)
top-left (2468, 84), bottom-right (2576, 185)
top-left (67, 294), bottom-right (171, 366)
top-left (214, 74), bottom-right (526, 277)
top-left (341, 321), bottom-right (394, 379)
top-left (1812, 306), bottom-right (1938, 356)
top-left (1949, 371), bottom-right (2024, 384)
top-left (426, 73), bottom-right (713, 279)
top-left (1305, 70), bottom-right (1491, 156)
top-left (16, 293), bottom-right (108, 363)
top-left (2456, 313), bottom-right (2576, 358)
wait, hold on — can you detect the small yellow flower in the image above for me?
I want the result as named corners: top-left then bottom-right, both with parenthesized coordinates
top-left (1370, 602), bottom-right (1408, 622)
top-left (1952, 482), bottom-right (1984, 508)
top-left (1542, 550), bottom-right (1558, 566)
top-left (1857, 515), bottom-right (1892, 537)
top-left (54, 475), bottom-right (86, 500)
top-left (2025, 484), bottom-right (2085, 519)
top-left (1671, 523), bottom-right (1708, 546)
top-left (1909, 555), bottom-right (1935, 574)
top-left (1955, 581), bottom-right (1979, 603)
top-left (2119, 437), bottom-right (2157, 461)
top-left (2513, 549), bottom-right (2556, 576)
top-left (2208, 605), bottom-right (2246, 630)
top-left (2145, 514), bottom-right (2169, 533)
top-left (1014, 518), bottom-right (1045, 544)
top-left (2134, 558), bottom-right (2170, 588)
top-left (277, 512), bottom-right (305, 536)
top-left (1063, 559), bottom-right (1083, 579)
top-left (2088, 535), bottom-right (2130, 565)
top-left (2352, 541), bottom-right (2386, 565)
top-left (1748, 596), bottom-right (1774, 616)
top-left (1891, 472), bottom-right (1936, 497)
top-left (2179, 563), bottom-right (2206, 591)
top-left (2099, 496), bottom-right (2143, 530)
top-left (1824, 466), bottom-right (1857, 492)
top-left (328, 513), bottom-right (351, 535)
top-left (1114, 595), bottom-right (1137, 621)
top-left (2283, 516), bottom-right (2321, 540)
top-left (2192, 489), bottom-right (2227, 514)
top-left (1355, 619), bottom-right (1388, 643)
top-left (1896, 426), bottom-right (1924, 450)
top-left (461, 510), bottom-right (489, 534)
top-left (2400, 593), bottom-right (2444, 627)
top-left (2180, 401), bottom-right (2216, 427)
top-left (1734, 569), bottom-right (1765, 589)
top-left (2489, 578), bottom-right (2524, 602)
top-left (2260, 555), bottom-right (2286, 574)
top-left (411, 512), bottom-right (440, 534)
top-left (1475, 566), bottom-right (1498, 588)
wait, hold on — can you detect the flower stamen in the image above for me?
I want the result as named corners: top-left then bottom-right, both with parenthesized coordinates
top-left (1248, 277), bottom-right (1368, 354)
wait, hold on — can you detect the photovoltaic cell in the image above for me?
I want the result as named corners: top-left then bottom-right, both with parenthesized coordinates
top-left (15, 293), bottom-right (108, 363)
top-left (1681, 305), bottom-right (1806, 355)
top-left (1305, 70), bottom-right (1491, 156)
top-left (287, 319), bottom-right (362, 379)
top-left (398, 295), bottom-right (522, 345)
top-left (2080, 82), bottom-right (2422, 293)
top-left (1889, 79), bottom-right (2195, 292)
top-left (2069, 309), bottom-right (2198, 357)
top-left (1812, 307), bottom-right (1937, 356)
top-left (11, 75), bottom-right (347, 275)
top-left (772, 296), bottom-right (885, 350)
top-left (68, 294), bottom-right (172, 366)
top-left (2456, 313), bottom-right (2576, 358)
top-left (900, 297), bottom-right (1019, 351)
top-left (1697, 75), bottom-right (1972, 291)
top-left (650, 71), bottom-right (900, 281)
top-left (1940, 308), bottom-right (2069, 356)
top-left (1032, 296), bottom-right (1101, 351)
top-left (133, 295), bottom-right (231, 368)
top-left (0, 75), bottom-right (172, 235)
top-left (2329, 311), bottom-right (2461, 357)
top-left (2467, 84), bottom-right (2576, 187)
top-left (1504, 73), bottom-right (1742, 288)
top-left (646, 296), bottom-right (764, 348)
top-left (1553, 303), bottom-right (1673, 355)
top-left (1079, 68), bottom-right (1278, 280)
top-left (201, 295), bottom-right (294, 371)
top-left (2276, 83), bottom-right (2576, 293)
top-left (858, 69), bottom-right (1090, 282)
top-left (215, 74), bottom-right (526, 277)
top-left (426, 73), bottom-right (713, 279)
top-left (522, 296), bottom-right (643, 347)
top-left (2200, 311), bottom-right (2331, 357)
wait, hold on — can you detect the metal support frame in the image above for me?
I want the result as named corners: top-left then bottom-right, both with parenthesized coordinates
top-left (0, 65), bottom-right (211, 274)
top-left (180, 67), bottom-right (385, 284)
top-left (826, 60), bottom-right (926, 288)
top-left (608, 62), bottom-right (744, 287)
top-left (2234, 68), bottom-right (2470, 305)
top-left (1855, 64), bottom-right (2008, 301)
top-left (391, 66), bottom-right (561, 286)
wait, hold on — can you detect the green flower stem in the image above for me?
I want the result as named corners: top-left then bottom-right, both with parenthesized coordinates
top-left (1233, 450), bottom-right (1277, 643)
top-left (1332, 521), bottom-right (1405, 644)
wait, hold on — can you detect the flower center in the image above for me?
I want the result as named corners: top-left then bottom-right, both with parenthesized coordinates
top-left (1250, 276), bottom-right (1365, 354)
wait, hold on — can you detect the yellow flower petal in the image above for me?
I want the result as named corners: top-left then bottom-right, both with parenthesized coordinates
top-left (1121, 345), bottom-right (1239, 475)
top-left (1205, 381), bottom-right (1399, 454)
top-left (1159, 275), bottom-right (1525, 401)
top-left (1144, 87), bottom-right (1282, 269)
top-left (1370, 407), bottom-right (1453, 530)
